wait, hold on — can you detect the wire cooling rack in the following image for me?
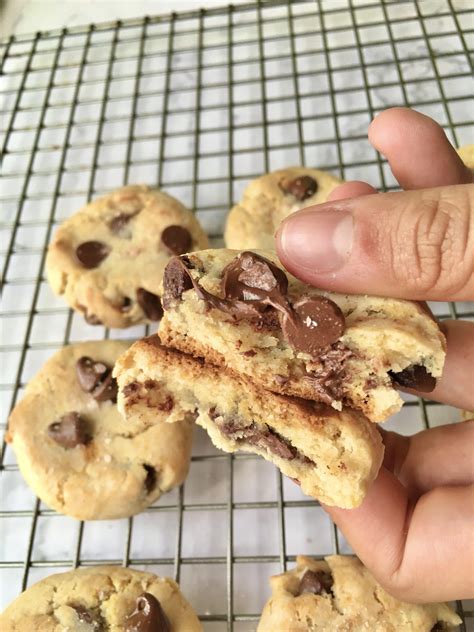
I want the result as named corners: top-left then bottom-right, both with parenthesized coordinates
top-left (1, 0), bottom-right (473, 629)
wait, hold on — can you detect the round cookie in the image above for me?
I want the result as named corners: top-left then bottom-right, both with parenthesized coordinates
top-left (457, 143), bottom-right (474, 169)
top-left (0, 566), bottom-right (202, 631)
top-left (258, 555), bottom-right (461, 631)
top-left (46, 185), bottom-right (209, 328)
top-left (224, 167), bottom-right (342, 250)
top-left (6, 341), bottom-right (194, 520)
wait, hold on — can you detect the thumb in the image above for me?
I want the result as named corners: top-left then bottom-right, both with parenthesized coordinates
top-left (276, 184), bottom-right (474, 301)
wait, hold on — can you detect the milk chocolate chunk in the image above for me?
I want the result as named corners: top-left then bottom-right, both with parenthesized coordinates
top-left (125, 592), bottom-right (170, 632)
top-left (390, 364), bottom-right (436, 392)
top-left (137, 288), bottom-right (163, 321)
top-left (298, 569), bottom-right (333, 595)
top-left (108, 212), bottom-right (137, 236)
top-left (281, 175), bottom-right (318, 201)
top-left (76, 241), bottom-right (110, 268)
top-left (223, 251), bottom-right (288, 301)
top-left (282, 296), bottom-right (345, 356)
top-left (47, 412), bottom-right (90, 448)
top-left (71, 604), bottom-right (105, 630)
top-left (162, 256), bottom-right (194, 309)
top-left (161, 225), bottom-right (192, 255)
top-left (76, 356), bottom-right (117, 403)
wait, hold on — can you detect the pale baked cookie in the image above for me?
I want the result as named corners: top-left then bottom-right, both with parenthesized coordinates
top-left (6, 341), bottom-right (193, 520)
top-left (114, 336), bottom-right (383, 508)
top-left (160, 249), bottom-right (446, 423)
top-left (461, 409), bottom-right (474, 421)
top-left (224, 167), bottom-right (342, 250)
top-left (46, 185), bottom-right (209, 328)
top-left (0, 566), bottom-right (202, 631)
top-left (457, 143), bottom-right (474, 169)
top-left (257, 555), bottom-right (461, 631)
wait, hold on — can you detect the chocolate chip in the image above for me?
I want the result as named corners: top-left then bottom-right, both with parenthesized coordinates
top-left (158, 395), bottom-right (174, 412)
top-left (120, 297), bottom-right (132, 312)
top-left (48, 412), bottom-right (90, 449)
top-left (76, 357), bottom-right (118, 403)
top-left (143, 465), bottom-right (157, 494)
top-left (137, 288), bottom-right (163, 321)
top-left (108, 212), bottom-right (137, 236)
top-left (71, 604), bottom-right (105, 630)
top-left (125, 593), bottom-right (170, 632)
top-left (76, 241), bottom-right (110, 268)
top-left (280, 175), bottom-right (318, 201)
top-left (260, 431), bottom-right (297, 460)
top-left (431, 624), bottom-right (447, 631)
top-left (298, 569), bottom-right (333, 595)
top-left (281, 296), bottom-right (345, 356)
top-left (162, 256), bottom-right (194, 309)
top-left (390, 365), bottom-right (436, 392)
top-left (223, 251), bottom-right (288, 302)
top-left (161, 225), bottom-right (192, 255)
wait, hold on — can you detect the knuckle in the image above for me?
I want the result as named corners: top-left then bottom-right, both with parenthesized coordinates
top-left (388, 188), bottom-right (474, 298)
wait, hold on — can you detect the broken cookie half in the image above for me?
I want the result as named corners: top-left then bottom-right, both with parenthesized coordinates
top-left (258, 555), bottom-right (461, 631)
top-left (160, 249), bottom-right (446, 423)
top-left (114, 336), bottom-right (383, 509)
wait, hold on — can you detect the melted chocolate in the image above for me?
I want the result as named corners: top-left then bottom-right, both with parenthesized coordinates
top-left (71, 604), bottom-right (105, 629)
top-left (125, 593), bottom-right (170, 632)
top-left (161, 225), bottom-right (192, 255)
top-left (298, 569), bottom-right (333, 595)
top-left (280, 175), bottom-right (318, 201)
top-left (76, 356), bottom-right (118, 403)
top-left (390, 365), bottom-right (436, 392)
top-left (47, 412), bottom-right (90, 448)
top-left (76, 241), bottom-right (110, 268)
top-left (163, 252), bottom-right (345, 357)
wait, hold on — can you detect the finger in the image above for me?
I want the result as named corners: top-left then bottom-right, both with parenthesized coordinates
top-left (324, 469), bottom-right (474, 602)
top-left (327, 181), bottom-right (378, 201)
top-left (368, 107), bottom-right (473, 189)
top-left (405, 319), bottom-right (474, 410)
top-left (381, 421), bottom-right (474, 497)
top-left (276, 184), bottom-right (474, 300)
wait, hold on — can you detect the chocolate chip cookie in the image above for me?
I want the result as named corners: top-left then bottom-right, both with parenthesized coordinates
top-left (258, 555), bottom-right (461, 631)
top-left (114, 336), bottom-right (383, 508)
top-left (6, 341), bottom-right (194, 520)
top-left (0, 566), bottom-right (202, 631)
top-left (160, 249), bottom-right (446, 423)
top-left (46, 185), bottom-right (209, 328)
top-left (224, 167), bottom-right (341, 250)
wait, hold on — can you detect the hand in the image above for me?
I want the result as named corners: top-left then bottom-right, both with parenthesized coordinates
top-left (275, 107), bottom-right (474, 603)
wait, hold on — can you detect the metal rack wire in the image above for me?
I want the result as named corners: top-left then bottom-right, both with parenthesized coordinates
top-left (1, 0), bottom-right (473, 629)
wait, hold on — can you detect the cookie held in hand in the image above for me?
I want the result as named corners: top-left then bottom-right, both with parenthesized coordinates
top-left (160, 249), bottom-right (446, 423)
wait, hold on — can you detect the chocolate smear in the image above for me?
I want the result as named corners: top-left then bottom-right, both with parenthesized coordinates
top-left (71, 604), bottom-right (105, 630)
top-left (137, 288), bottom-right (163, 321)
top-left (282, 296), bottom-right (345, 356)
top-left (162, 256), bottom-right (194, 309)
top-left (280, 175), bottom-right (318, 201)
top-left (76, 356), bottom-right (118, 403)
top-left (125, 593), bottom-right (170, 632)
top-left (298, 569), bottom-right (333, 595)
top-left (76, 241), bottom-right (110, 268)
top-left (390, 364), bottom-right (436, 393)
top-left (161, 225), bottom-right (192, 255)
top-left (48, 412), bottom-right (90, 449)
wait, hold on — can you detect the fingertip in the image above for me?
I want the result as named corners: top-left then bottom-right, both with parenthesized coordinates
top-left (327, 181), bottom-right (378, 201)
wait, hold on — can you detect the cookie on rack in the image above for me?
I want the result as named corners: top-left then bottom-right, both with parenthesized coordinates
top-left (6, 340), bottom-right (194, 520)
top-left (224, 167), bottom-right (341, 250)
top-left (46, 185), bottom-right (209, 328)
top-left (257, 555), bottom-right (461, 631)
top-left (160, 249), bottom-right (446, 423)
top-left (0, 566), bottom-right (202, 631)
top-left (114, 336), bottom-right (383, 509)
